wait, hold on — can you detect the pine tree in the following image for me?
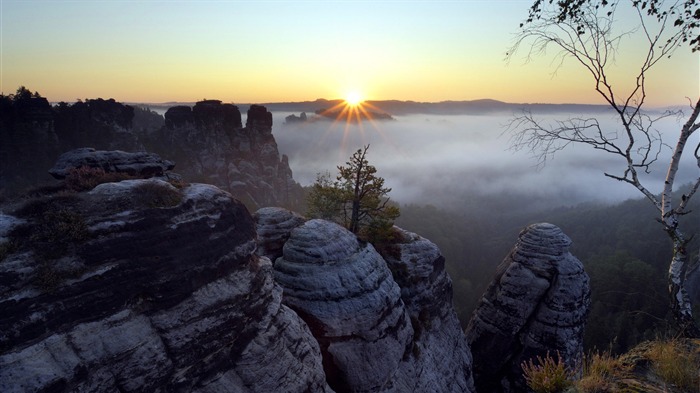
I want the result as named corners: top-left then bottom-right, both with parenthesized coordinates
top-left (307, 145), bottom-right (399, 238)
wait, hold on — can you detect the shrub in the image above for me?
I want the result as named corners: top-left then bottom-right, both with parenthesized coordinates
top-left (521, 352), bottom-right (573, 393)
top-left (134, 181), bottom-right (182, 208)
top-left (647, 339), bottom-right (699, 391)
top-left (64, 166), bottom-right (132, 191)
top-left (34, 261), bottom-right (62, 292)
top-left (0, 240), bottom-right (18, 262)
top-left (31, 209), bottom-right (89, 259)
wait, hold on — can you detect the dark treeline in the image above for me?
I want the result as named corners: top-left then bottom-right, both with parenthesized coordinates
top-left (396, 189), bottom-right (699, 354)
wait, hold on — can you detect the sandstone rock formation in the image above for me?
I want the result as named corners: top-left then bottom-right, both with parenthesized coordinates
top-left (254, 206), bottom-right (306, 261)
top-left (0, 180), bottom-right (331, 393)
top-left (48, 148), bottom-right (175, 179)
top-left (274, 219), bottom-right (414, 392)
top-left (465, 223), bottom-right (590, 393)
top-left (1, 92), bottom-right (302, 210)
top-left (158, 101), bottom-right (303, 208)
top-left (271, 217), bottom-right (476, 393)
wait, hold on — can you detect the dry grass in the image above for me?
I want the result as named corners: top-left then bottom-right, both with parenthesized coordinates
top-left (646, 339), bottom-right (699, 391)
top-left (521, 352), bottom-right (573, 393)
top-left (65, 166), bottom-right (133, 191)
top-left (575, 350), bottom-right (632, 393)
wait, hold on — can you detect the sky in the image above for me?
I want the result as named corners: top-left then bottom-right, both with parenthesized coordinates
top-left (1, 0), bottom-right (698, 105)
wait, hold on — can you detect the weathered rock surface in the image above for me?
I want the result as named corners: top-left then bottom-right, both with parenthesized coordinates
top-left (48, 147), bottom-right (175, 179)
top-left (254, 207), bottom-right (306, 261)
top-left (0, 180), bottom-right (331, 392)
top-left (465, 223), bottom-right (590, 393)
top-left (274, 220), bottom-right (414, 393)
top-left (377, 227), bottom-right (475, 393)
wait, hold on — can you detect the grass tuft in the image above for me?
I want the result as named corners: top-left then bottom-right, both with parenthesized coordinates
top-left (646, 339), bottom-right (699, 391)
top-left (521, 351), bottom-right (573, 393)
top-left (575, 349), bottom-right (632, 393)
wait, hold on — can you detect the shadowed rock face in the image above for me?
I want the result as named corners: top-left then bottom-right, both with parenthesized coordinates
top-left (0, 181), bottom-right (331, 393)
top-left (465, 223), bottom-right (590, 393)
top-left (377, 227), bottom-right (475, 393)
top-left (160, 101), bottom-right (303, 209)
top-left (274, 220), bottom-right (414, 393)
top-left (254, 207), bottom-right (306, 262)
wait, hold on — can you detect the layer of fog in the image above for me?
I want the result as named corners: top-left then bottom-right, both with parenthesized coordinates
top-left (270, 111), bottom-right (698, 213)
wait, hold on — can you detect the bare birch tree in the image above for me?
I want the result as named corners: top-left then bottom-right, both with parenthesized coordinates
top-left (508, 0), bottom-right (700, 336)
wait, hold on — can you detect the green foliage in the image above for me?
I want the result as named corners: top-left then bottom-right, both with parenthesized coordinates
top-left (521, 352), bottom-right (573, 393)
top-left (307, 145), bottom-right (399, 239)
top-left (306, 171), bottom-right (346, 220)
top-left (134, 181), bottom-right (182, 208)
top-left (584, 252), bottom-right (668, 353)
top-left (64, 166), bottom-right (133, 192)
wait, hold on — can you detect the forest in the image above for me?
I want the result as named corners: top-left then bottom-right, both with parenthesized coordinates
top-left (394, 188), bottom-right (700, 354)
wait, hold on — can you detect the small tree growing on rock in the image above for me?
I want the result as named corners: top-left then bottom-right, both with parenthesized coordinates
top-left (307, 145), bottom-right (400, 239)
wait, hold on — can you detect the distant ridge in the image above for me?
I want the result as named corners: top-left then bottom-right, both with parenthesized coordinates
top-left (129, 98), bottom-right (617, 116)
top-left (258, 99), bottom-right (614, 115)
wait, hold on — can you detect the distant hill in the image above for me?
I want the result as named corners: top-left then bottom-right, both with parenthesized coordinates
top-left (255, 98), bottom-right (616, 115)
top-left (132, 98), bottom-right (617, 116)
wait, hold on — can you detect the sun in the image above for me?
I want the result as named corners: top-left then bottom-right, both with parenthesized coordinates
top-left (345, 91), bottom-right (364, 106)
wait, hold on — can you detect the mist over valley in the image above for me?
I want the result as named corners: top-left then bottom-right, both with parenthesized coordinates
top-left (268, 108), bottom-right (697, 212)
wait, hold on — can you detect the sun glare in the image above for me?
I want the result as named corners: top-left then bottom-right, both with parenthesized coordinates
top-left (345, 91), bottom-right (363, 106)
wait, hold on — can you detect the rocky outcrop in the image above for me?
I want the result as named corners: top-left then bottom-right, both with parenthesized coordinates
top-left (274, 220), bottom-right (413, 392)
top-left (0, 180), bottom-right (331, 392)
top-left (377, 227), bottom-right (475, 393)
top-left (1, 92), bottom-right (302, 210)
top-left (158, 101), bottom-right (303, 209)
top-left (48, 148), bottom-right (175, 179)
top-left (254, 207), bottom-right (306, 261)
top-left (465, 223), bottom-right (590, 393)
top-left (271, 217), bottom-right (475, 393)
